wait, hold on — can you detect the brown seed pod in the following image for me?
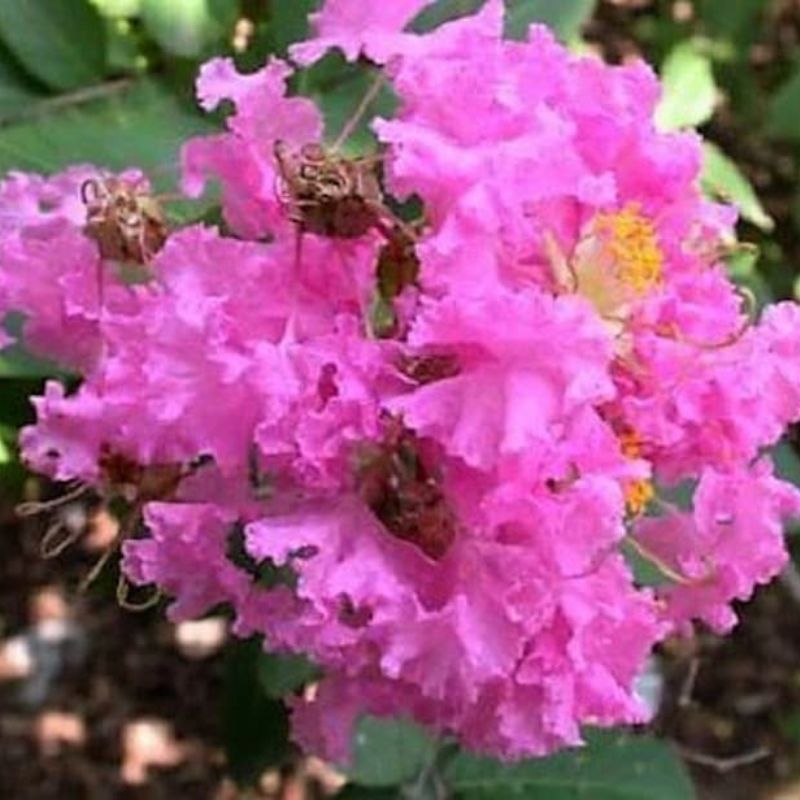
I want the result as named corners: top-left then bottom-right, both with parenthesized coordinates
top-left (81, 176), bottom-right (168, 264)
top-left (97, 446), bottom-right (185, 504)
top-left (274, 141), bottom-right (386, 239)
top-left (400, 353), bottom-right (460, 385)
top-left (377, 224), bottom-right (421, 300)
top-left (358, 422), bottom-right (456, 561)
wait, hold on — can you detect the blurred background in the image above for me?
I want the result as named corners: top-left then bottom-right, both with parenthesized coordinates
top-left (3, 1), bottom-right (800, 798)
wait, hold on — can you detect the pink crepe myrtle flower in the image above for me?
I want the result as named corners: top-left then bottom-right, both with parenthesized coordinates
top-left (0, 167), bottom-right (150, 370)
top-left (290, 0), bottom-right (435, 66)
top-left (10, 0), bottom-right (800, 766)
top-left (634, 460), bottom-right (800, 633)
top-left (181, 57), bottom-right (322, 240)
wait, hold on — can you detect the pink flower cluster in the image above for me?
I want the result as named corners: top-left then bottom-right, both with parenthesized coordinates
top-left (4, 0), bottom-right (800, 762)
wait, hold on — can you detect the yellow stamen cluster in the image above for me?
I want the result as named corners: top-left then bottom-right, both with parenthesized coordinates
top-left (596, 203), bottom-right (663, 294)
top-left (619, 429), bottom-right (644, 460)
top-left (624, 479), bottom-right (655, 517)
top-left (617, 428), bottom-right (654, 517)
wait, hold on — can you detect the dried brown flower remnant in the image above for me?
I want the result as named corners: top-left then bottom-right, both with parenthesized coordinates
top-left (98, 446), bottom-right (184, 504)
top-left (377, 224), bottom-right (420, 300)
top-left (358, 422), bottom-right (456, 560)
top-left (274, 141), bottom-right (385, 240)
top-left (82, 176), bottom-right (168, 264)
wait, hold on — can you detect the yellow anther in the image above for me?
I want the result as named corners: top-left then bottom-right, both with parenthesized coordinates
top-left (595, 203), bottom-right (663, 295)
top-left (625, 479), bottom-right (654, 517)
top-left (619, 429), bottom-right (644, 460)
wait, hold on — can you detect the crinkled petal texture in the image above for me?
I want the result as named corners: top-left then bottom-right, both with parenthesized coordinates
top-left (634, 461), bottom-right (800, 633)
top-left (181, 57), bottom-right (322, 239)
top-left (244, 491), bottom-right (662, 760)
top-left (13, 0), bottom-right (800, 768)
top-left (123, 503), bottom-right (246, 621)
top-left (0, 167), bottom-right (146, 370)
top-left (373, 11), bottom-right (726, 297)
top-left (390, 289), bottom-right (615, 471)
top-left (291, 0), bottom-right (433, 64)
top-left (20, 223), bottom-right (383, 483)
top-left (621, 299), bottom-right (800, 480)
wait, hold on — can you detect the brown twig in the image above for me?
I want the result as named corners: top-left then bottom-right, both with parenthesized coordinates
top-left (0, 78), bottom-right (135, 127)
top-left (677, 745), bottom-right (771, 773)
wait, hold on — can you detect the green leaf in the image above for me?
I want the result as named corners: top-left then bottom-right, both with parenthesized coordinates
top-left (655, 40), bottom-right (717, 130)
top-left (0, 345), bottom-right (67, 379)
top-left (104, 16), bottom-right (148, 74)
top-left (224, 638), bottom-right (291, 786)
top-left (622, 540), bottom-right (669, 588)
top-left (0, 44), bottom-right (44, 116)
top-left (504, 0), bottom-right (597, 42)
top-left (411, 0), bottom-right (596, 40)
top-left (447, 731), bottom-right (696, 800)
top-left (0, 369), bottom-right (45, 429)
top-left (779, 712), bottom-right (800, 744)
top-left (410, 0), bottom-right (486, 33)
top-left (0, 79), bottom-right (215, 197)
top-left (0, 313), bottom-right (72, 379)
top-left (0, 417), bottom-right (25, 496)
top-left (257, 650), bottom-right (321, 699)
top-left (269, 0), bottom-right (320, 55)
top-left (698, 0), bottom-right (764, 46)
top-left (347, 717), bottom-right (437, 788)
top-left (701, 141), bottom-right (774, 232)
top-left (722, 243), bottom-right (759, 282)
top-left (92, 0), bottom-right (142, 17)
top-left (767, 66), bottom-right (800, 141)
top-left (774, 440), bottom-right (800, 492)
top-left (0, 0), bottom-right (107, 91)
top-left (141, 0), bottom-right (237, 58)
top-left (0, 424), bottom-right (12, 465)
top-left (305, 56), bottom-right (396, 154)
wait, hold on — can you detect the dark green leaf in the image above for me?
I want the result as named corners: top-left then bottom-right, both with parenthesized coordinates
top-left (141, 0), bottom-right (238, 58)
top-left (0, 344), bottom-right (67, 379)
top-left (698, 0), bottom-right (765, 46)
top-left (701, 142), bottom-right (774, 231)
top-left (504, 0), bottom-right (596, 41)
top-left (412, 0), bottom-right (595, 41)
top-left (0, 313), bottom-right (72, 379)
top-left (655, 41), bottom-right (717, 130)
top-left (410, 0), bottom-right (485, 32)
top-left (447, 731), bottom-right (695, 800)
top-left (0, 79), bottom-right (216, 201)
top-left (257, 650), bottom-right (321, 699)
top-left (779, 712), bottom-right (800, 744)
top-left (767, 66), bottom-right (800, 141)
top-left (224, 638), bottom-right (291, 786)
top-left (336, 787), bottom-right (399, 800)
top-left (773, 440), bottom-right (800, 526)
top-left (347, 716), bottom-right (437, 788)
top-left (0, 44), bottom-right (43, 116)
top-left (306, 57), bottom-right (396, 154)
top-left (0, 373), bottom-right (43, 429)
top-left (269, 0), bottom-right (320, 55)
top-left (0, 0), bottom-right (107, 91)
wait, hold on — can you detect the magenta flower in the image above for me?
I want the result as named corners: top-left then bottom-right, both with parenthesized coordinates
top-left (4, 0), bottom-right (800, 765)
